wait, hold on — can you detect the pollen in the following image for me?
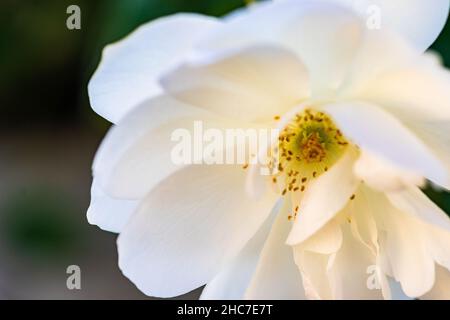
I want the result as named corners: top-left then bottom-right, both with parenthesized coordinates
top-left (267, 109), bottom-right (349, 197)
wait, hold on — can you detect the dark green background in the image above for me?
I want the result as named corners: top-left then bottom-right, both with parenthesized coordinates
top-left (0, 0), bottom-right (448, 299)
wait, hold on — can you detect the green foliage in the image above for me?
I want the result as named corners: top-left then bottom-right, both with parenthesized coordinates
top-left (432, 19), bottom-right (450, 67)
top-left (0, 187), bottom-right (84, 260)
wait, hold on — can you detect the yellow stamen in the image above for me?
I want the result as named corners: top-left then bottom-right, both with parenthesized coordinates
top-left (267, 109), bottom-right (349, 197)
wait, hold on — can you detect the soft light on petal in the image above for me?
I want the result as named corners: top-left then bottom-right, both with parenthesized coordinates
top-left (117, 165), bottom-right (278, 298)
top-left (287, 149), bottom-right (360, 245)
top-left (370, 190), bottom-right (436, 298)
top-left (244, 198), bottom-right (306, 300)
top-left (323, 102), bottom-right (450, 189)
top-left (197, 1), bottom-right (364, 98)
top-left (387, 187), bottom-right (450, 234)
top-left (354, 149), bottom-right (425, 192)
top-left (327, 224), bottom-right (383, 300)
top-left (200, 200), bottom-right (282, 300)
top-left (293, 250), bottom-right (333, 299)
top-left (161, 46), bottom-right (310, 122)
top-left (87, 180), bottom-right (138, 233)
top-left (357, 61), bottom-right (450, 121)
top-left (391, 118), bottom-right (450, 191)
top-left (276, 0), bottom-right (449, 52)
top-left (88, 14), bottom-right (220, 123)
top-left (93, 96), bottom-right (238, 199)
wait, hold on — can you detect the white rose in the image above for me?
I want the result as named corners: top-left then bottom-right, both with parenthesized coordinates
top-left (88, 0), bottom-right (450, 299)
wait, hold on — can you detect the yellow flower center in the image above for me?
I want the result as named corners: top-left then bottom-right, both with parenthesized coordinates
top-left (269, 109), bottom-right (349, 197)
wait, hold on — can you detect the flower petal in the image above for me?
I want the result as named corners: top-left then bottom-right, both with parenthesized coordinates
top-left (323, 102), bottom-right (450, 189)
top-left (366, 187), bottom-right (450, 298)
top-left (293, 250), bottom-right (333, 299)
top-left (370, 190), bottom-right (436, 298)
top-left (348, 188), bottom-right (379, 255)
top-left (196, 1), bottom-right (365, 97)
top-left (386, 188), bottom-right (450, 280)
top-left (350, 0), bottom-right (448, 51)
top-left (379, 216), bottom-right (436, 298)
top-left (300, 219), bottom-right (343, 255)
top-left (396, 119), bottom-right (450, 191)
top-left (93, 95), bottom-right (234, 199)
top-left (200, 200), bottom-right (281, 300)
top-left (87, 179), bottom-right (138, 233)
top-left (356, 60), bottom-right (450, 121)
top-left (387, 187), bottom-right (450, 234)
top-left (117, 165), bottom-right (278, 297)
top-left (287, 149), bottom-right (360, 245)
top-left (275, 0), bottom-right (449, 52)
top-left (88, 14), bottom-right (220, 123)
top-left (327, 223), bottom-right (383, 300)
top-left (161, 45), bottom-right (310, 122)
top-left (244, 199), bottom-right (305, 300)
top-left (347, 188), bottom-right (393, 299)
top-left (354, 149), bottom-right (425, 192)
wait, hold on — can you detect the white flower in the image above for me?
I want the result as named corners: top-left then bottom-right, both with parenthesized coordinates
top-left (87, 0), bottom-right (450, 299)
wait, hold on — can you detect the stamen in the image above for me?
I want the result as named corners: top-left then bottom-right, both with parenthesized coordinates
top-left (267, 109), bottom-right (349, 197)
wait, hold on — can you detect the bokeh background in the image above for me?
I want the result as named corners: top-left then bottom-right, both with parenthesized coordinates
top-left (0, 0), bottom-right (449, 299)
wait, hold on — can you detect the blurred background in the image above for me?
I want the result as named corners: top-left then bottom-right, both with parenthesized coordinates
top-left (0, 0), bottom-right (449, 299)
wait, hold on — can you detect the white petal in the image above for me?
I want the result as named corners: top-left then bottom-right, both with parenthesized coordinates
top-left (293, 250), bottom-right (333, 300)
top-left (396, 119), bottom-right (450, 191)
top-left (347, 188), bottom-right (393, 299)
top-left (300, 219), bottom-right (343, 255)
top-left (88, 14), bottom-right (220, 123)
top-left (387, 188), bottom-right (450, 278)
top-left (200, 200), bottom-right (282, 300)
top-left (87, 179), bottom-right (138, 233)
top-left (287, 149), bottom-right (360, 245)
top-left (117, 165), bottom-right (278, 298)
top-left (387, 187), bottom-right (450, 234)
top-left (323, 102), bottom-right (450, 189)
top-left (327, 224), bottom-right (383, 300)
top-left (365, 0), bottom-right (449, 51)
top-left (380, 219), bottom-right (435, 298)
top-left (421, 264), bottom-right (450, 300)
top-left (276, 0), bottom-right (449, 51)
top-left (161, 45), bottom-right (310, 122)
top-left (295, 189), bottom-right (384, 300)
top-left (366, 187), bottom-right (450, 298)
top-left (354, 149), bottom-right (425, 192)
top-left (356, 0), bottom-right (448, 51)
top-left (348, 188), bottom-right (379, 255)
top-left (196, 1), bottom-right (366, 97)
top-left (93, 95), bottom-right (232, 199)
top-left (356, 60), bottom-right (450, 121)
top-left (244, 199), bottom-right (306, 300)
top-left (338, 26), bottom-right (419, 97)
top-left (370, 191), bottom-right (436, 298)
